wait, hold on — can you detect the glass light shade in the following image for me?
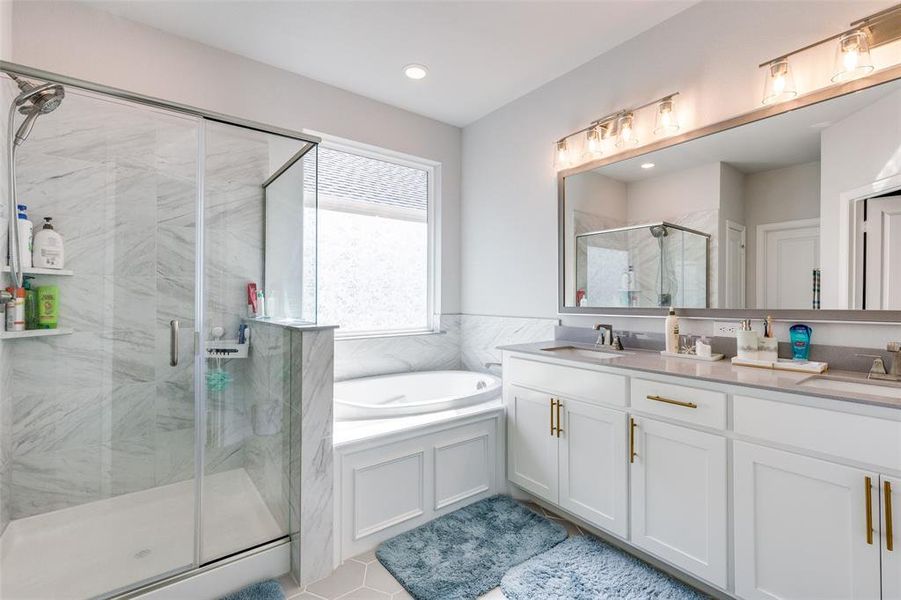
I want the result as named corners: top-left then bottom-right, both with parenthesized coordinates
top-left (653, 97), bottom-right (679, 135)
top-left (831, 30), bottom-right (874, 82)
top-left (554, 139), bottom-right (571, 170)
top-left (762, 59), bottom-right (797, 105)
top-left (585, 126), bottom-right (602, 156)
top-left (615, 113), bottom-right (638, 147)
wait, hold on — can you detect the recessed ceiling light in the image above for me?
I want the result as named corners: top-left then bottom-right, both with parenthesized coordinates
top-left (641, 162), bottom-right (655, 169)
top-left (403, 64), bottom-right (428, 80)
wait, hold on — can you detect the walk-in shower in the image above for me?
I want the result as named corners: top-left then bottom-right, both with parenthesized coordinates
top-left (575, 221), bottom-right (710, 308)
top-left (0, 66), bottom-right (319, 599)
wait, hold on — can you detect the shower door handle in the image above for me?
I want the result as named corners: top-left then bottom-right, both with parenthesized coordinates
top-left (170, 319), bottom-right (179, 367)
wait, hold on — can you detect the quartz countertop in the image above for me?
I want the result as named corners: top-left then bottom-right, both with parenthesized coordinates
top-left (247, 317), bottom-right (339, 331)
top-left (499, 340), bottom-right (901, 410)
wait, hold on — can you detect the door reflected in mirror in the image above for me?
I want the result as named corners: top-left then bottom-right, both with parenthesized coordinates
top-left (561, 78), bottom-right (901, 312)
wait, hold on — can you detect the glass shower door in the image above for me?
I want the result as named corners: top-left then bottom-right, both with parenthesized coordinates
top-left (0, 81), bottom-right (201, 599)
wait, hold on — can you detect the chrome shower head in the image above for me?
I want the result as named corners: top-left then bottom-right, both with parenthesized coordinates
top-left (649, 224), bottom-right (668, 238)
top-left (10, 75), bottom-right (65, 146)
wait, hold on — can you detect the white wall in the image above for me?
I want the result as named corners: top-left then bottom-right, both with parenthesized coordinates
top-left (461, 0), bottom-right (896, 322)
top-left (7, 0), bottom-right (462, 314)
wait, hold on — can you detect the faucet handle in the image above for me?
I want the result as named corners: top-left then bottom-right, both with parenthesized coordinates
top-left (857, 354), bottom-right (888, 376)
top-left (887, 342), bottom-right (901, 352)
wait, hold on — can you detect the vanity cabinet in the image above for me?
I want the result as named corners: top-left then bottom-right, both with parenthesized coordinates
top-left (508, 385), bottom-right (559, 502)
top-left (507, 383), bottom-right (629, 537)
top-left (733, 441), bottom-right (885, 600)
top-left (503, 350), bottom-right (901, 599)
top-left (629, 416), bottom-right (728, 588)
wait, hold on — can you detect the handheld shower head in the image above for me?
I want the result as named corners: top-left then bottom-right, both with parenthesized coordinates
top-left (10, 80), bottom-right (65, 146)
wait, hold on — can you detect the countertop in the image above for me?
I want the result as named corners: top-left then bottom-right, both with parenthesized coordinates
top-left (499, 340), bottom-right (901, 411)
top-left (248, 317), bottom-right (339, 332)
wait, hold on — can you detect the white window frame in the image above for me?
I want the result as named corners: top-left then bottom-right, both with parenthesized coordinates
top-left (309, 131), bottom-right (441, 339)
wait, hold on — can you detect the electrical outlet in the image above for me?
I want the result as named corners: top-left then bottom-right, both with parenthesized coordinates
top-left (714, 321), bottom-right (741, 337)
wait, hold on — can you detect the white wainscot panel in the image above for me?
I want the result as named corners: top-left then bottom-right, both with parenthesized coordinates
top-left (434, 433), bottom-right (491, 510)
top-left (353, 452), bottom-right (424, 539)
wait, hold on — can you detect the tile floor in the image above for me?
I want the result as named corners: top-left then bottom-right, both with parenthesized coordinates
top-left (279, 502), bottom-right (583, 600)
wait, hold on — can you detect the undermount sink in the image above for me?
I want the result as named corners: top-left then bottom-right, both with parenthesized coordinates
top-left (539, 345), bottom-right (624, 360)
top-left (797, 375), bottom-right (901, 400)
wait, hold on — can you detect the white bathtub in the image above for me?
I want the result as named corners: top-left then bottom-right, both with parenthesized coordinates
top-left (334, 370), bottom-right (502, 421)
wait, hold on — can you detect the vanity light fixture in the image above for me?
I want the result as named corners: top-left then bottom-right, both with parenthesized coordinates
top-left (832, 30), bottom-right (874, 82)
top-left (585, 125), bottom-right (602, 156)
top-left (554, 139), bottom-right (570, 170)
top-left (758, 4), bottom-right (900, 104)
top-left (553, 92), bottom-right (678, 170)
top-left (403, 64), bottom-right (429, 80)
top-left (761, 58), bottom-right (797, 105)
top-left (653, 96), bottom-right (680, 135)
top-left (616, 112), bottom-right (639, 147)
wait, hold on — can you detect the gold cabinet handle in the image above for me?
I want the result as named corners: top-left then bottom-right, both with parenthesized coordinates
top-left (556, 400), bottom-right (563, 437)
top-left (629, 417), bottom-right (637, 463)
top-left (865, 476), bottom-right (874, 545)
top-left (646, 394), bottom-right (698, 409)
top-left (550, 398), bottom-right (557, 436)
top-left (886, 480), bottom-right (895, 552)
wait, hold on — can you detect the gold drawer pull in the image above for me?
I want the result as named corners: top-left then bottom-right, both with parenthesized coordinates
top-left (865, 476), bottom-right (874, 545)
top-left (556, 400), bottom-right (563, 438)
top-left (887, 480), bottom-right (895, 552)
top-left (646, 394), bottom-right (698, 409)
top-left (629, 417), bottom-right (637, 463)
top-left (550, 398), bottom-right (557, 436)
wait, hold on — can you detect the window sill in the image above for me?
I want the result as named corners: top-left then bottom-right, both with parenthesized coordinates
top-left (336, 329), bottom-right (446, 341)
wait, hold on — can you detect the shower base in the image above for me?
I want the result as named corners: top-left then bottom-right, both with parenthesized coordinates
top-left (0, 468), bottom-right (284, 600)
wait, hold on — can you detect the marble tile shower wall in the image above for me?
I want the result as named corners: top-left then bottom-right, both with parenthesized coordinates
top-left (333, 314), bottom-right (559, 381)
top-left (3, 93), bottom-right (272, 520)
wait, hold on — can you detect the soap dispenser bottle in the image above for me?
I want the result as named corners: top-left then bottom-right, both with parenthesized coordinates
top-left (664, 307), bottom-right (679, 353)
top-left (32, 217), bottom-right (64, 269)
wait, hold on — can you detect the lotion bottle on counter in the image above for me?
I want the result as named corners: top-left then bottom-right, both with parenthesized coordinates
top-left (664, 307), bottom-right (679, 353)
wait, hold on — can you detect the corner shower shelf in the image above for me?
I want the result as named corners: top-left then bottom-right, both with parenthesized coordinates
top-left (0, 328), bottom-right (73, 340)
top-left (1, 266), bottom-right (74, 276)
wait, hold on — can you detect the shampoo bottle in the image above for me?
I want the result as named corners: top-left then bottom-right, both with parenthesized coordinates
top-left (664, 307), bottom-right (679, 353)
top-left (37, 285), bottom-right (59, 329)
top-left (16, 205), bottom-right (33, 269)
top-left (32, 217), bottom-right (64, 269)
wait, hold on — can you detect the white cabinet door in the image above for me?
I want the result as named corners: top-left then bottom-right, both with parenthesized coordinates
top-left (507, 385), bottom-right (558, 503)
top-left (558, 398), bottom-right (628, 537)
top-left (734, 442), bottom-right (881, 600)
top-left (630, 417), bottom-right (727, 588)
top-left (884, 475), bottom-right (901, 600)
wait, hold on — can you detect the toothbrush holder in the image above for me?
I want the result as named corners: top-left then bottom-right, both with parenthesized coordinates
top-left (758, 337), bottom-right (778, 362)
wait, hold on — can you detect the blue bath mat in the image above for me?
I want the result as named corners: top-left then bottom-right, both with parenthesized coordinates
top-left (219, 579), bottom-right (284, 600)
top-left (501, 535), bottom-right (709, 600)
top-left (376, 495), bottom-right (567, 600)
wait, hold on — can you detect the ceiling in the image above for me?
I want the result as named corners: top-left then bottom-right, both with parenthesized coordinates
top-left (85, 0), bottom-right (696, 127)
top-left (593, 79), bottom-right (901, 183)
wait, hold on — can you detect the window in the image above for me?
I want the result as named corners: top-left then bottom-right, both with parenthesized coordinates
top-left (315, 143), bottom-right (436, 336)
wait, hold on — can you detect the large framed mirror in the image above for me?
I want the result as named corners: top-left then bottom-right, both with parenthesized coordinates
top-left (559, 69), bottom-right (901, 320)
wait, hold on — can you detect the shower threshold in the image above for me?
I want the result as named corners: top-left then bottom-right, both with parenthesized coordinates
top-left (0, 468), bottom-right (284, 600)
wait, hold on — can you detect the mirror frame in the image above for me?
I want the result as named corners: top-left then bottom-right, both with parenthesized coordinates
top-left (558, 64), bottom-right (901, 322)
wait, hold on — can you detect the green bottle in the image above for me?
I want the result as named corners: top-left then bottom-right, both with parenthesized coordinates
top-left (23, 277), bottom-right (37, 330)
top-left (37, 285), bottom-right (59, 329)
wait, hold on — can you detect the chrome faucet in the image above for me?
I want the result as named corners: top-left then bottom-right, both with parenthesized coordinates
top-left (593, 323), bottom-right (624, 351)
top-left (861, 343), bottom-right (901, 381)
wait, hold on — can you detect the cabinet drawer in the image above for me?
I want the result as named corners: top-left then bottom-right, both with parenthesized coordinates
top-left (630, 379), bottom-right (726, 429)
top-left (734, 395), bottom-right (901, 472)
top-left (506, 355), bottom-right (626, 407)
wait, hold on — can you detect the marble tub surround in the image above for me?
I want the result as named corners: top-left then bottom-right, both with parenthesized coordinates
top-left (334, 314), bottom-right (558, 381)
top-left (501, 340), bottom-right (901, 410)
top-left (555, 324), bottom-right (901, 374)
